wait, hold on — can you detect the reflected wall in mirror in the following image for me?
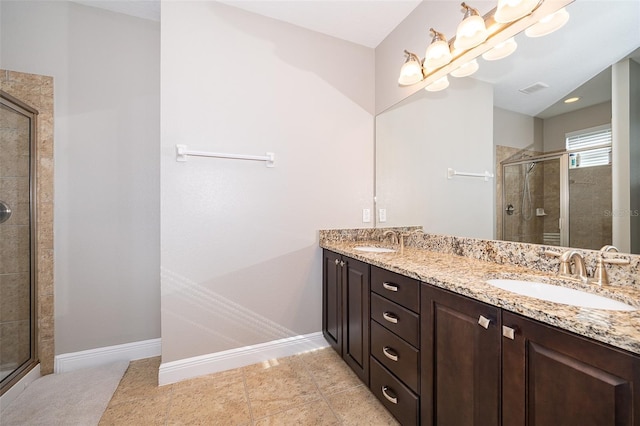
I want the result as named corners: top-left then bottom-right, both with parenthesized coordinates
top-left (375, 0), bottom-right (640, 254)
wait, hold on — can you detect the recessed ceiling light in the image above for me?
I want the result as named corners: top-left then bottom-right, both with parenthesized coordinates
top-left (564, 97), bottom-right (580, 104)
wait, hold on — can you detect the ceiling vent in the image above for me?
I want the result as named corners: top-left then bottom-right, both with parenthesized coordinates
top-left (519, 82), bottom-right (549, 95)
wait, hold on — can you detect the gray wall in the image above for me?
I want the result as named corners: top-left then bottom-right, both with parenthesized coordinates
top-left (161, 2), bottom-right (374, 362)
top-left (0, 1), bottom-right (160, 354)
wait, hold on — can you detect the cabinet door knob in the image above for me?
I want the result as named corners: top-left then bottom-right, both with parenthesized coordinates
top-left (381, 386), bottom-right (398, 404)
top-left (340, 261), bottom-right (345, 267)
top-left (502, 326), bottom-right (516, 340)
top-left (382, 346), bottom-right (399, 362)
top-left (334, 259), bottom-right (340, 265)
top-left (382, 312), bottom-right (399, 324)
top-left (478, 315), bottom-right (491, 329)
top-left (382, 282), bottom-right (399, 292)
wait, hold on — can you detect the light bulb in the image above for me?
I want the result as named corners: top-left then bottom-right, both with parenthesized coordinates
top-left (398, 58), bottom-right (424, 86)
top-left (525, 8), bottom-right (570, 37)
top-left (494, 0), bottom-right (539, 23)
top-left (425, 29), bottom-right (452, 69)
top-left (425, 75), bottom-right (450, 92)
top-left (482, 37), bottom-right (517, 61)
top-left (454, 3), bottom-right (488, 50)
top-left (450, 59), bottom-right (479, 77)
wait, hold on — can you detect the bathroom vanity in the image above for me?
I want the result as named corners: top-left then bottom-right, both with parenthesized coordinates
top-left (320, 229), bottom-right (640, 425)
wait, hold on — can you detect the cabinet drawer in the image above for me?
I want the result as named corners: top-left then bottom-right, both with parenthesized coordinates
top-left (371, 293), bottom-right (420, 347)
top-left (370, 357), bottom-right (419, 426)
top-left (371, 266), bottom-right (419, 312)
top-left (371, 321), bottom-right (419, 393)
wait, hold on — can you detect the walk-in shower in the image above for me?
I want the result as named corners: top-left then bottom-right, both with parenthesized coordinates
top-left (0, 91), bottom-right (38, 394)
top-left (501, 151), bottom-right (612, 250)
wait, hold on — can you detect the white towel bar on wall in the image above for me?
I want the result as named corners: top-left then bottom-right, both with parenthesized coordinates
top-left (447, 168), bottom-right (494, 181)
top-left (176, 144), bottom-right (275, 167)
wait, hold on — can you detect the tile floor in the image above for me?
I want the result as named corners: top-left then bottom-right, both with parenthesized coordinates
top-left (99, 348), bottom-right (400, 425)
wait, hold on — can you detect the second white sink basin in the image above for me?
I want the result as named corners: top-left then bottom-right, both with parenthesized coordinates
top-left (486, 279), bottom-right (636, 311)
top-left (354, 246), bottom-right (396, 253)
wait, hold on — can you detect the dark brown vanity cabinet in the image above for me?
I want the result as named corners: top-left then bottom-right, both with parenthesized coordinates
top-left (502, 311), bottom-right (640, 426)
top-left (322, 250), bottom-right (370, 384)
top-left (421, 284), bottom-right (501, 426)
top-left (369, 266), bottom-right (421, 425)
top-left (421, 285), bottom-right (640, 426)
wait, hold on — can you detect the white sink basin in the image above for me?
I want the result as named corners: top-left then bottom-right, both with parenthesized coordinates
top-left (354, 246), bottom-right (396, 253)
top-left (486, 279), bottom-right (636, 311)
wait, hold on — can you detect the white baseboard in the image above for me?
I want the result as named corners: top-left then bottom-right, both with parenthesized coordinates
top-left (158, 332), bottom-right (328, 386)
top-left (54, 338), bottom-right (162, 374)
top-left (0, 364), bottom-right (41, 412)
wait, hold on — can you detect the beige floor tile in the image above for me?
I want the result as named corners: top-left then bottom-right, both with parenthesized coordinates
top-left (167, 370), bottom-right (251, 425)
top-left (253, 399), bottom-right (340, 426)
top-left (109, 357), bottom-right (173, 405)
top-left (243, 356), bottom-right (322, 419)
top-left (99, 394), bottom-right (172, 426)
top-left (302, 348), bottom-right (363, 396)
top-left (325, 385), bottom-right (399, 426)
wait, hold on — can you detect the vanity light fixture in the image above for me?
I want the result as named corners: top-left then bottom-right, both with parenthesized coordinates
top-left (525, 7), bottom-right (570, 37)
top-left (494, 0), bottom-right (540, 23)
top-left (482, 37), bottom-right (518, 60)
top-left (564, 96), bottom-right (580, 104)
top-left (398, 50), bottom-right (424, 86)
top-left (396, 0), bottom-right (568, 91)
top-left (454, 3), bottom-right (489, 50)
top-left (450, 59), bottom-right (480, 77)
top-left (425, 75), bottom-right (450, 92)
top-left (425, 28), bottom-right (453, 69)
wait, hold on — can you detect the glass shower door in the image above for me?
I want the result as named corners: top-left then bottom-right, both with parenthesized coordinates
top-left (502, 156), bottom-right (565, 246)
top-left (0, 93), bottom-right (37, 390)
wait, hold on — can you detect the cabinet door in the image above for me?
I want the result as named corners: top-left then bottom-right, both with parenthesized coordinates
top-left (342, 257), bottom-right (370, 385)
top-left (421, 285), bottom-right (501, 426)
top-left (322, 250), bottom-right (342, 354)
top-left (502, 311), bottom-right (640, 426)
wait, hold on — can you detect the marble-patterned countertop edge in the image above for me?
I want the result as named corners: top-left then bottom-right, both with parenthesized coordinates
top-left (321, 240), bottom-right (640, 356)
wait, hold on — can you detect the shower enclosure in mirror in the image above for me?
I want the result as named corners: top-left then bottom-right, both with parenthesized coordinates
top-left (501, 149), bottom-right (612, 250)
top-left (0, 91), bottom-right (38, 394)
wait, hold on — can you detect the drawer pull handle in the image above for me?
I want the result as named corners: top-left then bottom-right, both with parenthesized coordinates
top-left (382, 386), bottom-right (398, 404)
top-left (382, 282), bottom-right (398, 292)
top-left (334, 259), bottom-right (340, 265)
top-left (340, 261), bottom-right (345, 267)
top-left (503, 326), bottom-right (516, 340)
top-left (382, 346), bottom-right (399, 362)
top-left (382, 312), bottom-right (398, 324)
top-left (478, 315), bottom-right (491, 329)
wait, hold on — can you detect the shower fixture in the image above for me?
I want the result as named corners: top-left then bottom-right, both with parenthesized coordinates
top-left (0, 200), bottom-right (11, 224)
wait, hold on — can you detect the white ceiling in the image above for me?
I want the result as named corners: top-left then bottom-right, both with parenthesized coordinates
top-left (74, 0), bottom-right (640, 118)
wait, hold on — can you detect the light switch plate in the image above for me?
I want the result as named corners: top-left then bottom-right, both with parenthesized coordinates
top-left (379, 208), bottom-right (387, 223)
top-left (362, 208), bottom-right (371, 223)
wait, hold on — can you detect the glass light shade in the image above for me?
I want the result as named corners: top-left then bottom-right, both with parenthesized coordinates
top-left (450, 59), bottom-right (479, 77)
top-left (525, 8), bottom-right (570, 37)
top-left (494, 0), bottom-right (539, 23)
top-left (482, 37), bottom-right (517, 61)
top-left (398, 58), bottom-right (424, 85)
top-left (454, 15), bottom-right (488, 50)
top-left (425, 40), bottom-right (452, 69)
top-left (425, 75), bottom-right (450, 92)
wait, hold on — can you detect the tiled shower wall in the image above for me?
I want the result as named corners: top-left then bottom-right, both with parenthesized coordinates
top-left (0, 70), bottom-right (54, 375)
top-left (0, 98), bottom-right (31, 376)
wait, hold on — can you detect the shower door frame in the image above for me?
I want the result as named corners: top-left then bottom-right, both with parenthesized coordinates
top-left (0, 90), bottom-right (39, 394)
top-left (501, 152), bottom-right (570, 247)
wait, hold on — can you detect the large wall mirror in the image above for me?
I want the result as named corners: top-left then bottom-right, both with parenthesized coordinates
top-left (375, 0), bottom-right (640, 254)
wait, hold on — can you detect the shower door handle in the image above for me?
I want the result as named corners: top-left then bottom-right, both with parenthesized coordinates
top-left (0, 200), bottom-right (12, 224)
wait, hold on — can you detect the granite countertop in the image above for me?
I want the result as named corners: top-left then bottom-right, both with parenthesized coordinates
top-left (321, 240), bottom-right (640, 356)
